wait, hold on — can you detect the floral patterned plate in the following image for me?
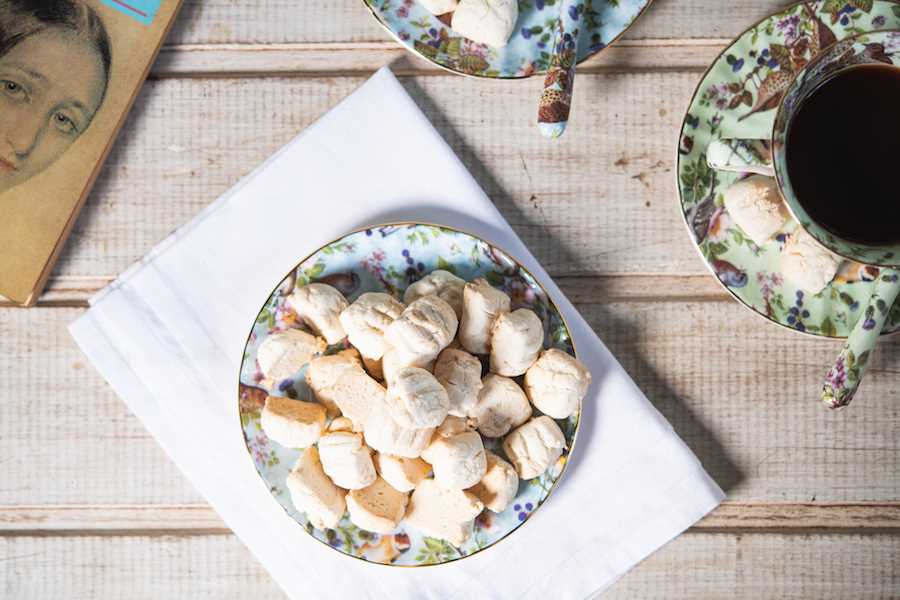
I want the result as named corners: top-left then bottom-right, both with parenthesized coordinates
top-left (238, 223), bottom-right (579, 566)
top-left (677, 0), bottom-right (900, 338)
top-left (362, 0), bottom-right (652, 78)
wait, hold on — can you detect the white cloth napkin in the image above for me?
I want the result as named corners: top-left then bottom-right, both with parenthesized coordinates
top-left (69, 67), bottom-right (724, 599)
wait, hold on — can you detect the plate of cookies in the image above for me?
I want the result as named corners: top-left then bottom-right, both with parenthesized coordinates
top-left (238, 223), bottom-right (591, 566)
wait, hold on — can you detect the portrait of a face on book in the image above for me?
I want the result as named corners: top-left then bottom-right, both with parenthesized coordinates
top-left (0, 0), bottom-right (180, 305)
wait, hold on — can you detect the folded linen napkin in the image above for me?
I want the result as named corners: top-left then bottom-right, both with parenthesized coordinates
top-left (70, 67), bottom-right (724, 599)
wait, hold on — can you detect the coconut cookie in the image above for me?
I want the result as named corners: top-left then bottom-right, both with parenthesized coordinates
top-left (346, 477), bottom-right (409, 534)
top-left (502, 416), bottom-right (566, 480)
top-left (374, 453), bottom-right (431, 493)
top-left (421, 430), bottom-right (487, 489)
top-left (286, 446), bottom-right (346, 530)
top-left (256, 328), bottom-right (326, 388)
top-left (722, 175), bottom-right (788, 246)
top-left (470, 374), bottom-right (532, 438)
top-left (385, 367), bottom-right (450, 429)
top-left (384, 295), bottom-right (458, 368)
top-left (364, 394), bottom-right (434, 459)
top-left (524, 348), bottom-right (592, 419)
top-left (287, 283), bottom-right (349, 345)
top-left (339, 292), bottom-right (405, 360)
top-left (405, 479), bottom-right (484, 547)
top-left (469, 450), bottom-right (519, 513)
top-left (490, 308), bottom-right (543, 377)
top-left (781, 228), bottom-right (842, 294)
top-left (459, 278), bottom-right (511, 355)
top-left (317, 432), bottom-right (377, 490)
top-left (434, 348), bottom-right (484, 418)
top-left (451, 0), bottom-right (518, 48)
top-left (260, 396), bottom-right (326, 448)
top-left (403, 269), bottom-right (466, 317)
top-left (306, 352), bottom-right (385, 429)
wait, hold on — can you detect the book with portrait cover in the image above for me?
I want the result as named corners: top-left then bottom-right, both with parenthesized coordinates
top-left (0, 0), bottom-right (183, 305)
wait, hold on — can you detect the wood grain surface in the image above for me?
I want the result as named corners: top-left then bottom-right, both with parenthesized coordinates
top-left (2, 1), bottom-right (898, 597)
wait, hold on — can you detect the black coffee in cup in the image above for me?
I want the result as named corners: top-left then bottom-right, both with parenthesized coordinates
top-left (786, 64), bottom-right (900, 246)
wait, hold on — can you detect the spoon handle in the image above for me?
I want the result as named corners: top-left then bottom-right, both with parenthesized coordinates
top-left (538, 0), bottom-right (581, 138)
top-left (822, 269), bottom-right (900, 409)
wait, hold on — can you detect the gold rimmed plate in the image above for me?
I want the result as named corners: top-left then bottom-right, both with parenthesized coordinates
top-left (238, 222), bottom-right (580, 566)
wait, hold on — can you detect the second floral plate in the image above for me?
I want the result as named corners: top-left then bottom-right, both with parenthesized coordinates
top-left (676, 0), bottom-right (900, 338)
top-left (363, 0), bottom-right (652, 78)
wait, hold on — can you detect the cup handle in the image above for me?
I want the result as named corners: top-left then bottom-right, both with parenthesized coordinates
top-left (706, 138), bottom-right (775, 177)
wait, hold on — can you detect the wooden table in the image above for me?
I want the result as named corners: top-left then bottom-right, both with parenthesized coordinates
top-left (2, 1), bottom-right (899, 597)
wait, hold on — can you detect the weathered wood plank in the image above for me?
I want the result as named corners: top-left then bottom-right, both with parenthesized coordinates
top-left (1, 532), bottom-right (898, 599)
top-left (150, 40), bottom-right (725, 77)
top-left (55, 72), bottom-right (715, 281)
top-left (599, 533), bottom-right (900, 599)
top-left (165, 0), bottom-right (791, 45)
top-left (1, 302), bottom-right (897, 507)
top-left (0, 275), bottom-right (729, 307)
top-left (3, 503), bottom-right (900, 534)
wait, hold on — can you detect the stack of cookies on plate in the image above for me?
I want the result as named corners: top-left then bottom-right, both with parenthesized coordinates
top-left (255, 270), bottom-right (591, 546)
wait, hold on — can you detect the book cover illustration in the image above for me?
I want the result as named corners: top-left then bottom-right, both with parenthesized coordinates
top-left (0, 0), bottom-right (181, 305)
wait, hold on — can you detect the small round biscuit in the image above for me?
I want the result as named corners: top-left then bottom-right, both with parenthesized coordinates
top-left (781, 228), bottom-right (842, 294)
top-left (382, 349), bottom-right (435, 386)
top-left (338, 292), bottom-right (405, 360)
top-left (385, 367), bottom-right (450, 429)
top-left (345, 477), bottom-right (409, 534)
top-left (470, 374), bottom-right (532, 438)
top-left (421, 430), bottom-right (487, 489)
top-left (384, 295), bottom-right (458, 368)
top-left (287, 283), bottom-right (349, 345)
top-left (317, 432), bottom-right (377, 490)
top-left (524, 349), bottom-right (592, 419)
top-left (459, 278), bottom-right (511, 355)
top-left (404, 479), bottom-right (484, 547)
top-left (256, 328), bottom-right (326, 386)
top-left (451, 0), bottom-right (519, 48)
top-left (285, 447), bottom-right (346, 530)
top-left (722, 175), bottom-right (787, 246)
top-left (374, 453), bottom-right (431, 493)
top-left (260, 396), bottom-right (326, 448)
top-left (502, 416), bottom-right (566, 480)
top-left (403, 270), bottom-right (465, 317)
top-left (469, 450), bottom-right (519, 513)
top-left (489, 309), bottom-right (544, 376)
top-left (363, 395), bottom-right (434, 459)
top-left (433, 348), bottom-right (484, 418)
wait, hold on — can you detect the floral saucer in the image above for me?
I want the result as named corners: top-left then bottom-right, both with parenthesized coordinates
top-left (676, 0), bottom-right (900, 338)
top-left (238, 223), bottom-right (579, 566)
top-left (363, 0), bottom-right (652, 78)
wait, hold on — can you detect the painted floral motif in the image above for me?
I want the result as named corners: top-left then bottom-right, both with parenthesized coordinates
top-left (238, 224), bottom-right (578, 566)
top-left (823, 347), bottom-right (868, 408)
top-left (677, 1), bottom-right (900, 338)
top-left (364, 0), bottom-right (650, 78)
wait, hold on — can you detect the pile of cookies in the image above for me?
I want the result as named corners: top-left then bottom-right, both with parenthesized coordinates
top-left (255, 269), bottom-right (591, 547)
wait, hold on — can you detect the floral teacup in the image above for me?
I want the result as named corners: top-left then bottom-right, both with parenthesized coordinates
top-left (706, 29), bottom-right (900, 409)
top-left (706, 29), bottom-right (900, 268)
